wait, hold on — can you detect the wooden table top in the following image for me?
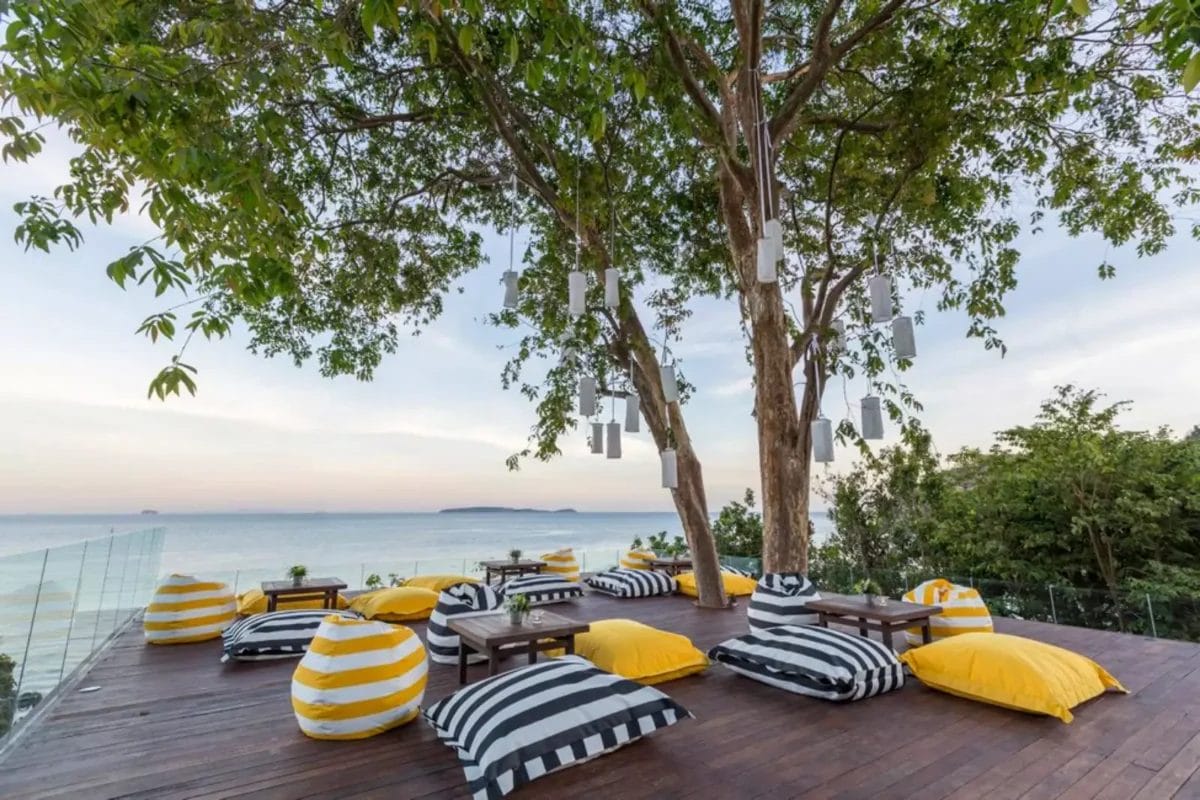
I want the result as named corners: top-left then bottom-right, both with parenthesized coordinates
top-left (448, 610), bottom-right (589, 646)
top-left (648, 557), bottom-right (692, 566)
top-left (807, 593), bottom-right (941, 622)
top-left (477, 559), bottom-right (546, 569)
top-left (261, 578), bottom-right (347, 594)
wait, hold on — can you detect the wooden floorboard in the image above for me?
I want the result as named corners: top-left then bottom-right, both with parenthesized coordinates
top-left (2, 592), bottom-right (1199, 799)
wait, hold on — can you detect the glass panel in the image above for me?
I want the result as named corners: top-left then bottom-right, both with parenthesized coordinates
top-left (0, 548), bottom-right (48, 744)
top-left (15, 542), bottom-right (86, 723)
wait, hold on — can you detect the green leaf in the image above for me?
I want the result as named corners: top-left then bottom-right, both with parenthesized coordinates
top-left (1183, 51), bottom-right (1200, 92)
top-left (507, 35), bottom-right (519, 67)
top-left (1070, 0), bottom-right (1090, 15)
top-left (525, 61), bottom-right (543, 91)
top-left (458, 25), bottom-right (475, 55)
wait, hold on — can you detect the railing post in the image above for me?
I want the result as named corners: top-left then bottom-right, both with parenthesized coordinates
top-left (15, 548), bottom-right (50, 713)
top-left (360, 563), bottom-right (366, 588)
top-left (58, 540), bottom-right (90, 684)
top-left (91, 535), bottom-right (115, 651)
top-left (232, 570), bottom-right (241, 595)
top-left (1146, 594), bottom-right (1158, 638)
top-left (1048, 585), bottom-right (1058, 624)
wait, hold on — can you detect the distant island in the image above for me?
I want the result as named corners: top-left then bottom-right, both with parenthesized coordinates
top-left (139, 509), bottom-right (159, 515)
top-left (438, 506), bottom-right (577, 514)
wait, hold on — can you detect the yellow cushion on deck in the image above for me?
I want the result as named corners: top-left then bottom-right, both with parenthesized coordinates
top-left (540, 548), bottom-right (580, 582)
top-left (236, 588), bottom-right (349, 616)
top-left (403, 574), bottom-right (480, 593)
top-left (349, 587), bottom-right (439, 622)
top-left (291, 615), bottom-right (428, 739)
top-left (902, 578), bottom-right (994, 645)
top-left (144, 574), bottom-right (235, 644)
top-left (619, 549), bottom-right (657, 570)
top-left (898, 632), bottom-right (1126, 723)
top-left (572, 619), bottom-right (708, 684)
top-left (675, 570), bottom-right (757, 598)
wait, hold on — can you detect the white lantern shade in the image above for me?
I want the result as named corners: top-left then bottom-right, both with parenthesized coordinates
top-left (606, 421), bottom-right (622, 459)
top-left (861, 395), bottom-right (884, 440)
top-left (568, 270), bottom-right (587, 317)
top-left (766, 218), bottom-right (785, 264)
top-left (830, 319), bottom-right (846, 351)
top-left (502, 270), bottom-right (519, 309)
top-left (604, 268), bottom-right (619, 308)
top-left (561, 346), bottom-right (576, 367)
top-left (756, 238), bottom-right (776, 283)
top-left (811, 417), bottom-right (834, 463)
top-left (892, 315), bottom-right (916, 360)
top-left (661, 448), bottom-right (678, 489)
top-left (579, 376), bottom-right (596, 417)
top-left (868, 275), bottom-right (893, 323)
top-left (624, 392), bottom-right (640, 432)
top-left (590, 422), bottom-right (604, 454)
top-left (660, 364), bottom-right (679, 403)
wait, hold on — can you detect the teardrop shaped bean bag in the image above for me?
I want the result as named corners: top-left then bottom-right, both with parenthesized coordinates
top-left (902, 578), bottom-right (994, 645)
top-left (144, 575), bottom-right (236, 644)
top-left (425, 583), bottom-right (502, 665)
top-left (291, 615), bottom-right (429, 740)
top-left (675, 568), bottom-right (757, 598)
top-left (403, 574), bottom-right (480, 593)
top-left (349, 587), bottom-right (439, 622)
top-left (747, 573), bottom-right (821, 631)
top-left (619, 549), bottom-right (657, 570)
top-left (539, 548), bottom-right (580, 582)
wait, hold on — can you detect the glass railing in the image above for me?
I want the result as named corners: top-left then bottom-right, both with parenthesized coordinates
top-left (0, 528), bottom-right (165, 747)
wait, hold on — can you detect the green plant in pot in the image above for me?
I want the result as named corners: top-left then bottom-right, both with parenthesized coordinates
top-left (365, 573), bottom-right (383, 591)
top-left (853, 578), bottom-right (887, 607)
top-left (665, 536), bottom-right (690, 559)
top-left (286, 564), bottom-right (308, 587)
top-left (504, 593), bottom-right (530, 625)
top-left (508, 548), bottom-right (522, 564)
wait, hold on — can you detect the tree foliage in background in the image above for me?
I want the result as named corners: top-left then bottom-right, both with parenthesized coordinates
top-left (0, 653), bottom-right (14, 738)
top-left (712, 488), bottom-right (764, 557)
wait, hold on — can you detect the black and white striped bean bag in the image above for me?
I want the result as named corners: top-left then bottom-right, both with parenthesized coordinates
top-left (585, 568), bottom-right (676, 598)
top-left (747, 573), bottom-right (821, 631)
top-left (499, 574), bottom-right (583, 606)
top-left (721, 565), bottom-right (755, 578)
top-left (426, 583), bottom-right (503, 665)
top-left (708, 625), bottom-right (903, 702)
top-left (220, 609), bottom-right (360, 663)
top-left (424, 655), bottom-right (691, 799)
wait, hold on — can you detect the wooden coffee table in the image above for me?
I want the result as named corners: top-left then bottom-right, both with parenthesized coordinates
top-left (649, 557), bottom-right (693, 576)
top-left (449, 611), bottom-right (589, 684)
top-left (806, 594), bottom-right (942, 650)
top-left (260, 578), bottom-right (347, 612)
top-left (479, 559), bottom-right (545, 585)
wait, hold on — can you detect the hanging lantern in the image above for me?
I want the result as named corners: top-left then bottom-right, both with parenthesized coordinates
top-left (756, 238), bottom-right (777, 283)
top-left (502, 270), bottom-right (519, 309)
top-left (660, 364), bottom-right (679, 403)
top-left (606, 421), bottom-right (622, 459)
top-left (561, 346), bottom-right (576, 367)
top-left (590, 422), bottom-right (604, 454)
top-left (868, 275), bottom-right (893, 323)
top-left (830, 319), bottom-right (846, 351)
top-left (568, 270), bottom-right (587, 317)
top-left (766, 218), bottom-right (785, 264)
top-left (661, 448), bottom-right (678, 489)
top-left (811, 417), bottom-right (834, 463)
top-left (604, 268), bottom-right (619, 309)
top-left (861, 395), bottom-right (884, 440)
top-left (892, 315), bottom-right (917, 360)
top-left (579, 376), bottom-right (596, 416)
top-left (624, 392), bottom-right (640, 433)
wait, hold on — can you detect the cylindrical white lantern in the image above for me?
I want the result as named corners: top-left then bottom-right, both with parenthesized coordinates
top-left (811, 417), bottom-right (834, 463)
top-left (590, 422), bottom-right (604, 454)
top-left (579, 376), bottom-right (596, 417)
top-left (660, 364), bottom-right (679, 403)
top-left (861, 395), bottom-right (884, 440)
top-left (606, 421), bottom-right (621, 459)
top-left (568, 270), bottom-right (586, 317)
top-left (661, 448), bottom-right (678, 489)
top-left (624, 392), bottom-right (640, 433)
top-left (502, 270), bottom-right (519, 309)
top-left (604, 268), bottom-right (619, 309)
top-left (561, 346), bottom-right (576, 367)
top-left (766, 218), bottom-right (785, 264)
top-left (892, 315), bottom-right (916, 360)
top-left (868, 275), bottom-right (893, 323)
top-left (756, 238), bottom-right (776, 283)
top-left (830, 319), bottom-right (846, 351)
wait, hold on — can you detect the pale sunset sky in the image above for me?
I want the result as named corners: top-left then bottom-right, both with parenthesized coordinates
top-left (2, 129), bottom-right (1198, 514)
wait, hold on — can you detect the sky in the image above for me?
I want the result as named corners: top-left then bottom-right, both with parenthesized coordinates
top-left (1, 129), bottom-right (1198, 514)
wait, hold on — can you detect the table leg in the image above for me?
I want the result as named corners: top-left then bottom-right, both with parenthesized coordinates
top-left (818, 612), bottom-right (829, 628)
top-left (882, 626), bottom-right (894, 650)
top-left (267, 594), bottom-right (276, 613)
top-left (324, 590), bottom-right (334, 610)
top-left (859, 618), bottom-right (868, 638)
top-left (564, 636), bottom-right (575, 656)
top-left (458, 641), bottom-right (468, 685)
top-left (528, 640), bottom-right (538, 665)
top-left (922, 620), bottom-right (932, 644)
top-left (488, 647), bottom-right (500, 676)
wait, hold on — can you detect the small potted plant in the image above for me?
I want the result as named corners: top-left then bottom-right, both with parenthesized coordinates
top-left (388, 572), bottom-right (404, 587)
top-left (504, 593), bottom-right (530, 625)
top-left (854, 578), bottom-right (887, 607)
top-left (365, 573), bottom-right (383, 591)
top-left (665, 536), bottom-right (690, 560)
top-left (287, 564), bottom-right (308, 587)
top-left (630, 536), bottom-right (644, 550)
top-left (508, 548), bottom-right (523, 564)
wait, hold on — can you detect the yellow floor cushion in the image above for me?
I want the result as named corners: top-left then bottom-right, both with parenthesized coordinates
top-left (349, 587), bottom-right (439, 622)
top-left (144, 575), bottom-right (236, 644)
top-left (899, 632), bottom-right (1126, 723)
top-left (236, 588), bottom-right (349, 616)
top-left (902, 578), bottom-right (993, 645)
top-left (675, 570), bottom-right (757, 598)
top-left (572, 619), bottom-right (708, 684)
top-left (291, 615), bottom-right (428, 739)
top-left (619, 549), bottom-right (657, 570)
top-left (540, 548), bottom-right (580, 582)
top-left (403, 574), bottom-right (481, 593)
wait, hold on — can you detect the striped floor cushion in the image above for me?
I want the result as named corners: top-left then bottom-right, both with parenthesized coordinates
top-left (540, 548), bottom-right (580, 582)
top-left (221, 609), bottom-right (360, 663)
top-left (291, 615), bottom-right (428, 739)
top-left (499, 574), bottom-right (584, 606)
top-left (619, 549), bottom-right (656, 570)
top-left (144, 575), bottom-right (236, 644)
top-left (903, 579), bottom-right (994, 645)
top-left (424, 655), bottom-right (692, 800)
top-left (585, 568), bottom-right (676, 598)
top-left (708, 625), bottom-right (904, 702)
top-left (426, 583), bottom-right (503, 665)
top-left (747, 573), bottom-right (821, 631)
top-left (721, 565), bottom-right (755, 578)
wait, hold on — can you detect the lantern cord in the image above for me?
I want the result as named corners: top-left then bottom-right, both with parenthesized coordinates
top-left (508, 171), bottom-right (517, 273)
top-left (752, 69), bottom-right (769, 229)
top-left (574, 121), bottom-right (581, 273)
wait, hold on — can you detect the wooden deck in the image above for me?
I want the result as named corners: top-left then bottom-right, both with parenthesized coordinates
top-left (3, 592), bottom-right (1200, 799)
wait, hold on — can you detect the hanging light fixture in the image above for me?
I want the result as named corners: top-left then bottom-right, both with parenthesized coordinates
top-left (868, 274), bottom-right (893, 323)
top-left (892, 315), bottom-right (916, 360)
top-left (579, 376), bottom-right (596, 416)
top-left (606, 421), bottom-right (621, 459)
top-left (661, 448), bottom-right (678, 488)
top-left (754, 70), bottom-right (778, 284)
top-left (624, 392), bottom-right (640, 432)
top-left (604, 268), bottom-right (619, 308)
top-left (568, 270), bottom-right (586, 317)
top-left (811, 417), bottom-right (834, 463)
top-left (660, 363), bottom-right (679, 403)
top-left (861, 395), bottom-right (884, 440)
top-left (590, 422), bottom-right (604, 454)
top-left (830, 319), bottom-right (846, 351)
top-left (502, 173), bottom-right (521, 310)
top-left (756, 239), bottom-right (776, 283)
top-left (502, 271), bottom-right (519, 309)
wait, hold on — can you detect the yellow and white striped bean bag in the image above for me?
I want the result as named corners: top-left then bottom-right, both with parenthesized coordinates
top-left (619, 549), bottom-right (657, 570)
top-left (144, 574), bottom-right (236, 644)
top-left (540, 548), bottom-right (580, 582)
top-left (291, 615), bottom-right (428, 740)
top-left (903, 578), bottom-right (994, 646)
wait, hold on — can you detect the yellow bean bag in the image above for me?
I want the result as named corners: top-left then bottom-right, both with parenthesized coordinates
top-left (540, 548), bottom-right (580, 582)
top-left (291, 615), bottom-right (428, 739)
top-left (349, 587), bottom-right (439, 622)
top-left (236, 588), bottom-right (349, 616)
top-left (619, 549), bottom-right (657, 570)
top-left (903, 578), bottom-right (993, 645)
top-left (675, 570), bottom-right (757, 598)
top-left (572, 619), bottom-right (708, 684)
top-left (403, 574), bottom-right (480, 593)
top-left (144, 574), bottom-right (236, 644)
top-left (899, 632), bottom-right (1126, 723)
